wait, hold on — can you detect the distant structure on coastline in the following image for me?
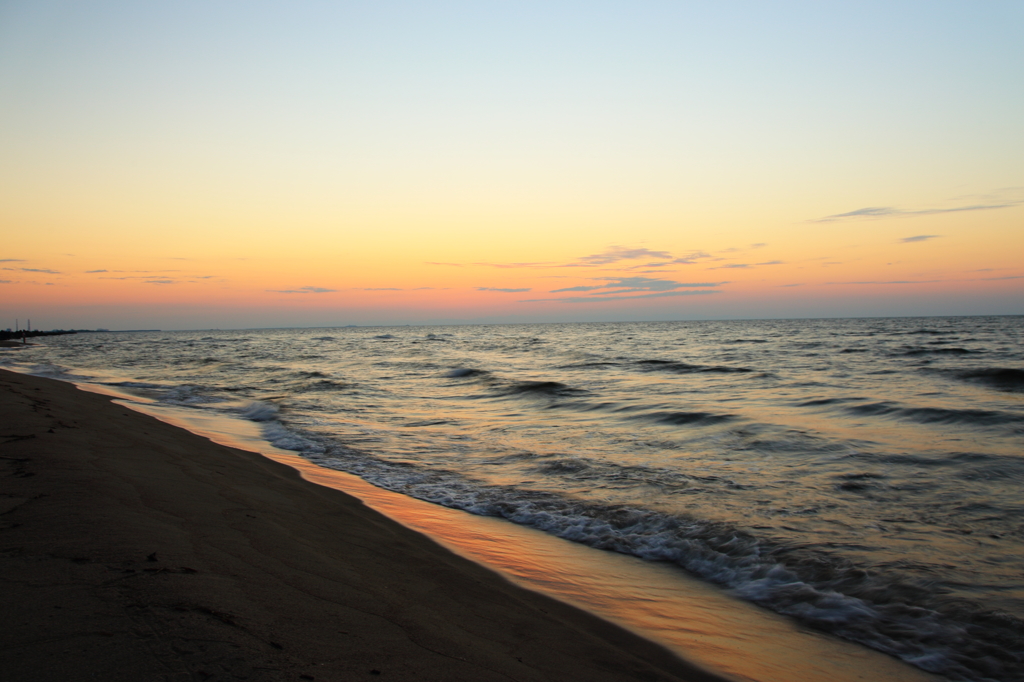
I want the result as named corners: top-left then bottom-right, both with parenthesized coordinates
top-left (1, 328), bottom-right (161, 340)
top-left (0, 329), bottom-right (81, 341)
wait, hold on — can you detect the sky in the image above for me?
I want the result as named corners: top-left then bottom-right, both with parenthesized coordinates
top-left (1, 1), bottom-right (1022, 330)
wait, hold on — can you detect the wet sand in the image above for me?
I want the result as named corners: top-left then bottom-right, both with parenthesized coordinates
top-left (0, 369), bottom-right (727, 682)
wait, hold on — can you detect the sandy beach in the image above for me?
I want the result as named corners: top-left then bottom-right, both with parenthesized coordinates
top-left (0, 368), bottom-right (727, 682)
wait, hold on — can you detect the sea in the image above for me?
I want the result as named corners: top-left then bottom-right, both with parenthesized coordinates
top-left (3, 316), bottom-right (1022, 682)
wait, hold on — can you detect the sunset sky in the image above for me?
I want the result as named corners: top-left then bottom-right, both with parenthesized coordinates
top-left (1, 1), bottom-right (1021, 329)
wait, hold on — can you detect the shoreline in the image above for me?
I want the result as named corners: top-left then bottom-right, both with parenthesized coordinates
top-left (0, 368), bottom-right (726, 681)
top-left (103, 387), bottom-right (939, 682)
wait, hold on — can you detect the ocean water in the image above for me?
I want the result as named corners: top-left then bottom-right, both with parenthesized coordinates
top-left (4, 316), bottom-right (1023, 681)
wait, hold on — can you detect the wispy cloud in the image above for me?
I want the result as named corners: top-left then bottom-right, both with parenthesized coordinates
top-left (836, 279), bottom-right (944, 285)
top-left (100, 270), bottom-right (182, 277)
top-left (813, 193), bottom-right (1023, 223)
top-left (268, 286), bottom-right (337, 294)
top-left (352, 286), bottom-right (443, 291)
top-left (950, 186), bottom-right (1024, 204)
top-left (537, 276), bottom-right (724, 304)
top-left (447, 245), bottom-right (726, 271)
top-left (708, 260), bottom-right (783, 270)
top-left (477, 287), bottom-right (532, 293)
top-left (523, 290), bottom-right (720, 303)
top-left (630, 252), bottom-right (713, 269)
top-left (828, 273), bottom-right (1023, 285)
top-left (721, 243), bottom-right (767, 253)
top-left (86, 269), bottom-right (108, 273)
top-left (900, 235), bottom-right (940, 243)
top-left (144, 280), bottom-right (175, 285)
top-left (0, 279), bottom-right (11, 284)
top-left (473, 246), bottom-right (711, 270)
top-left (472, 261), bottom-right (553, 269)
top-left (574, 246), bottom-right (673, 266)
top-left (551, 276), bottom-right (720, 295)
top-left (440, 246), bottom-right (742, 273)
top-left (0, 259), bottom-right (26, 263)
top-left (3, 267), bottom-right (61, 274)
top-left (549, 284), bottom-right (606, 293)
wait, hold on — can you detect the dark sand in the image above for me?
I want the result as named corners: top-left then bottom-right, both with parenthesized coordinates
top-left (0, 369), bottom-right (729, 682)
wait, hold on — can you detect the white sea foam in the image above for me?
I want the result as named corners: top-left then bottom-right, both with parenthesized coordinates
top-left (259, 421), bottom-right (325, 454)
top-left (161, 385), bottom-right (223, 405)
top-left (239, 401), bottom-right (279, 421)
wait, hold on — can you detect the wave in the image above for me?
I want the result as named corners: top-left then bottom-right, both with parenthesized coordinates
top-left (159, 385), bottom-right (225, 406)
top-left (103, 380), bottom-right (164, 389)
top-left (627, 410), bottom-right (736, 426)
top-left (239, 401), bottom-right (279, 421)
top-left (556, 361), bottom-right (622, 369)
top-left (444, 367), bottom-right (489, 378)
top-left (285, 370), bottom-right (349, 391)
top-left (305, 379), bottom-right (350, 391)
top-left (845, 402), bottom-right (1024, 428)
top-left (949, 368), bottom-right (1024, 392)
top-left (402, 419), bottom-right (453, 427)
top-left (900, 347), bottom-right (979, 356)
top-left (260, 421), bottom-right (325, 453)
top-left (797, 397), bottom-right (867, 407)
top-left (635, 359), bottom-right (755, 374)
top-left (494, 380), bottom-right (583, 397)
top-left (544, 399), bottom-right (618, 413)
top-left (543, 400), bottom-right (737, 428)
top-left (834, 471), bottom-right (886, 491)
top-left (287, 433), bottom-right (1021, 682)
top-left (23, 362), bottom-right (92, 382)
